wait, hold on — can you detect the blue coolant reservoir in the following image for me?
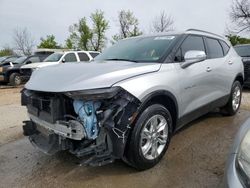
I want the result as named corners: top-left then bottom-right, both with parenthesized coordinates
top-left (73, 100), bottom-right (101, 140)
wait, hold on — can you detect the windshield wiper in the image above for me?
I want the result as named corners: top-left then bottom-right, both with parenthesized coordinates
top-left (105, 58), bottom-right (138, 62)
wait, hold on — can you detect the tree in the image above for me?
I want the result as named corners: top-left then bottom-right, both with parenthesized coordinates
top-left (66, 11), bottom-right (109, 51)
top-left (13, 28), bottom-right (34, 55)
top-left (38, 35), bottom-right (60, 49)
top-left (90, 10), bottom-right (109, 51)
top-left (65, 38), bottom-right (73, 49)
top-left (0, 47), bottom-right (14, 57)
top-left (112, 10), bottom-right (142, 42)
top-left (151, 11), bottom-right (174, 33)
top-left (227, 34), bottom-right (250, 45)
top-left (229, 0), bottom-right (250, 34)
top-left (66, 17), bottom-right (93, 50)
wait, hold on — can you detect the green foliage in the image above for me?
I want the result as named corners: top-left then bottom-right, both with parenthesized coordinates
top-left (65, 38), bottom-right (73, 49)
top-left (0, 47), bottom-right (14, 57)
top-left (227, 35), bottom-right (250, 46)
top-left (38, 35), bottom-right (60, 49)
top-left (66, 17), bottom-right (93, 50)
top-left (112, 10), bottom-right (142, 43)
top-left (90, 10), bottom-right (109, 51)
top-left (66, 11), bottom-right (109, 51)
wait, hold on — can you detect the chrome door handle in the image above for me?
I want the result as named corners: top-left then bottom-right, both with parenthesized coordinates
top-left (228, 61), bottom-right (233, 65)
top-left (206, 67), bottom-right (212, 72)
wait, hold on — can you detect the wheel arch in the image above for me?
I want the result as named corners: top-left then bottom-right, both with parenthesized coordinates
top-left (234, 73), bottom-right (244, 85)
top-left (6, 69), bottom-right (20, 81)
top-left (137, 90), bottom-right (179, 131)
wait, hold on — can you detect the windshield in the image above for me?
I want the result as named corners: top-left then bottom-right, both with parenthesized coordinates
top-left (43, 53), bottom-right (63, 62)
top-left (95, 35), bottom-right (178, 62)
top-left (3, 57), bottom-right (18, 62)
top-left (0, 56), bottom-right (7, 62)
top-left (234, 45), bottom-right (250, 57)
top-left (13, 56), bottom-right (27, 64)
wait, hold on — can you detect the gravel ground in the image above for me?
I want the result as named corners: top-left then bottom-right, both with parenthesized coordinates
top-left (0, 87), bottom-right (250, 188)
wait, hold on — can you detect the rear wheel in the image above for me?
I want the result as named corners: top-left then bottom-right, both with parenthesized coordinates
top-left (221, 81), bottom-right (242, 116)
top-left (9, 73), bottom-right (22, 86)
top-left (125, 104), bottom-right (172, 170)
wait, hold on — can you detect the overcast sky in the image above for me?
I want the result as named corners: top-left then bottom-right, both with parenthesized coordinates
top-left (0, 0), bottom-right (232, 48)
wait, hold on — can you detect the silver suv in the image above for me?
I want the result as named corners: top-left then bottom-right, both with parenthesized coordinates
top-left (22, 29), bottom-right (244, 170)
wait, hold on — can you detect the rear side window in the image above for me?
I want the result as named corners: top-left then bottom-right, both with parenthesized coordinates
top-left (78, 52), bottom-right (90, 61)
top-left (206, 38), bottom-right (224, 59)
top-left (64, 53), bottom-right (77, 62)
top-left (89, 52), bottom-right (100, 58)
top-left (219, 40), bottom-right (230, 55)
top-left (175, 35), bottom-right (205, 62)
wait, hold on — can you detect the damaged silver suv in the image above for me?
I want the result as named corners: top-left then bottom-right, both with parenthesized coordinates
top-left (22, 29), bottom-right (244, 170)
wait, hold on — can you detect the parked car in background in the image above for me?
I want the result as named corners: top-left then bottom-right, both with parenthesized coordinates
top-left (234, 44), bottom-right (250, 87)
top-left (0, 54), bottom-right (49, 86)
top-left (223, 118), bottom-right (250, 188)
top-left (0, 55), bottom-right (20, 64)
top-left (20, 50), bottom-right (100, 82)
top-left (22, 29), bottom-right (243, 170)
top-left (0, 55), bottom-right (20, 84)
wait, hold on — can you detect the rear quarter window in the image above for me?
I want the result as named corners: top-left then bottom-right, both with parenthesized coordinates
top-left (89, 52), bottom-right (100, 58)
top-left (219, 40), bottom-right (230, 55)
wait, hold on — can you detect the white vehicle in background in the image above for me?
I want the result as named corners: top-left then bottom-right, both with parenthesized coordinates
top-left (20, 50), bottom-right (100, 81)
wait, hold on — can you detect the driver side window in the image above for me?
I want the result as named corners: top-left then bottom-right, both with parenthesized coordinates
top-left (175, 35), bottom-right (206, 62)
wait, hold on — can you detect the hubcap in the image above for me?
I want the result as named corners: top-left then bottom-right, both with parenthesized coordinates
top-left (140, 114), bottom-right (168, 160)
top-left (232, 86), bottom-right (241, 111)
top-left (14, 76), bottom-right (21, 85)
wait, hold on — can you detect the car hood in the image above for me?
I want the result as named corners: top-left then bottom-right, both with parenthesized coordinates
top-left (25, 61), bottom-right (161, 92)
top-left (21, 62), bottom-right (58, 69)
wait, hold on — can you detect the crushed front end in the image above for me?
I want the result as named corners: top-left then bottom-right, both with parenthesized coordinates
top-left (21, 87), bottom-right (140, 166)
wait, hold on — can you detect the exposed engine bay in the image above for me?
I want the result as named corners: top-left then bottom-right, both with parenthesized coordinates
top-left (21, 87), bottom-right (140, 166)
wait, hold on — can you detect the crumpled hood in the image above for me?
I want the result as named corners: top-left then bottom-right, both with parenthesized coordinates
top-left (25, 61), bottom-right (161, 92)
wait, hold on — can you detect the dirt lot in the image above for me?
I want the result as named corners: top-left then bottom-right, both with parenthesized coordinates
top-left (1, 88), bottom-right (250, 188)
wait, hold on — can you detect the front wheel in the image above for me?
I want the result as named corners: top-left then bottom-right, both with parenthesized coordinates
top-left (9, 73), bottom-right (22, 86)
top-left (221, 81), bottom-right (242, 116)
top-left (125, 104), bottom-right (173, 170)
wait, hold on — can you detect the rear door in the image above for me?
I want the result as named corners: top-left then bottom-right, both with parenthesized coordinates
top-left (204, 37), bottom-right (232, 98)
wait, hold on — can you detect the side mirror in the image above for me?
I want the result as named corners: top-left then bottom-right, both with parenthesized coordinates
top-left (26, 61), bottom-right (32, 64)
top-left (61, 58), bottom-right (65, 63)
top-left (181, 50), bottom-right (206, 68)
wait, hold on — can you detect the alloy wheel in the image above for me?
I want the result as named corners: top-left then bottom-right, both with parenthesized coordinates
top-left (140, 114), bottom-right (168, 160)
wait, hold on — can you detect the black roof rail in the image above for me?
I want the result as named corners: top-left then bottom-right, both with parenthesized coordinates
top-left (186, 29), bottom-right (224, 38)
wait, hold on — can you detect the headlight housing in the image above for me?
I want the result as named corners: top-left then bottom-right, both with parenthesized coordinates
top-left (237, 129), bottom-right (250, 186)
top-left (65, 87), bottom-right (121, 100)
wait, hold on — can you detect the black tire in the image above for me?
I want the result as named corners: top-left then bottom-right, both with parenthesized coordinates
top-left (221, 81), bottom-right (242, 116)
top-left (124, 104), bottom-right (173, 170)
top-left (9, 73), bottom-right (22, 86)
